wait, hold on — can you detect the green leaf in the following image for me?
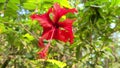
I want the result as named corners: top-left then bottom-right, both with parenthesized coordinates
top-left (23, 3), bottom-right (36, 10)
top-left (47, 59), bottom-right (67, 68)
top-left (42, 3), bottom-right (52, 9)
top-left (9, 0), bottom-right (20, 4)
top-left (76, 45), bottom-right (81, 59)
top-left (102, 46), bottom-right (112, 53)
top-left (26, 0), bottom-right (41, 3)
top-left (54, 0), bottom-right (72, 8)
top-left (0, 0), bottom-right (5, 3)
top-left (23, 0), bottom-right (42, 10)
top-left (70, 41), bottom-right (81, 48)
top-left (0, 23), bottom-right (6, 34)
top-left (23, 33), bottom-right (34, 41)
top-left (4, 1), bottom-right (19, 17)
top-left (110, 0), bottom-right (120, 7)
top-left (7, 1), bottom-right (19, 11)
top-left (60, 0), bottom-right (72, 8)
top-left (4, 8), bottom-right (17, 17)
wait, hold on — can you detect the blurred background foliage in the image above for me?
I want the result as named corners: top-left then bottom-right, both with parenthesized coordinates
top-left (0, 0), bottom-right (120, 68)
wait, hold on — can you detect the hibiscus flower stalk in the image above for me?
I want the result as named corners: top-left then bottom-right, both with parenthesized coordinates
top-left (37, 28), bottom-right (55, 59)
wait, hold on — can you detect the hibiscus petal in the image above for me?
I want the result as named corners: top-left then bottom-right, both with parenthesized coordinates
top-left (30, 8), bottom-right (53, 28)
top-left (59, 19), bottom-right (74, 27)
top-left (68, 30), bottom-right (74, 44)
top-left (38, 28), bottom-right (54, 48)
top-left (52, 3), bottom-right (77, 23)
top-left (58, 19), bottom-right (75, 44)
top-left (53, 29), bottom-right (69, 43)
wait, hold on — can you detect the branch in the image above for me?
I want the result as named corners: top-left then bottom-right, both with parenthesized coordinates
top-left (20, 23), bottom-right (39, 40)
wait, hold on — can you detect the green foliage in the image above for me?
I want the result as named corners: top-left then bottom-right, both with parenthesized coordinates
top-left (0, 0), bottom-right (5, 3)
top-left (0, 23), bottom-right (6, 33)
top-left (47, 59), bottom-right (66, 68)
top-left (0, 0), bottom-right (120, 68)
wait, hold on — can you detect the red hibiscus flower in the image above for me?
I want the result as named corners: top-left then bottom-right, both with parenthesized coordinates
top-left (31, 3), bottom-right (77, 59)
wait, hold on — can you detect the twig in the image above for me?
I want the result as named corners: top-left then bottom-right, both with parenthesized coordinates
top-left (20, 23), bottom-right (39, 40)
